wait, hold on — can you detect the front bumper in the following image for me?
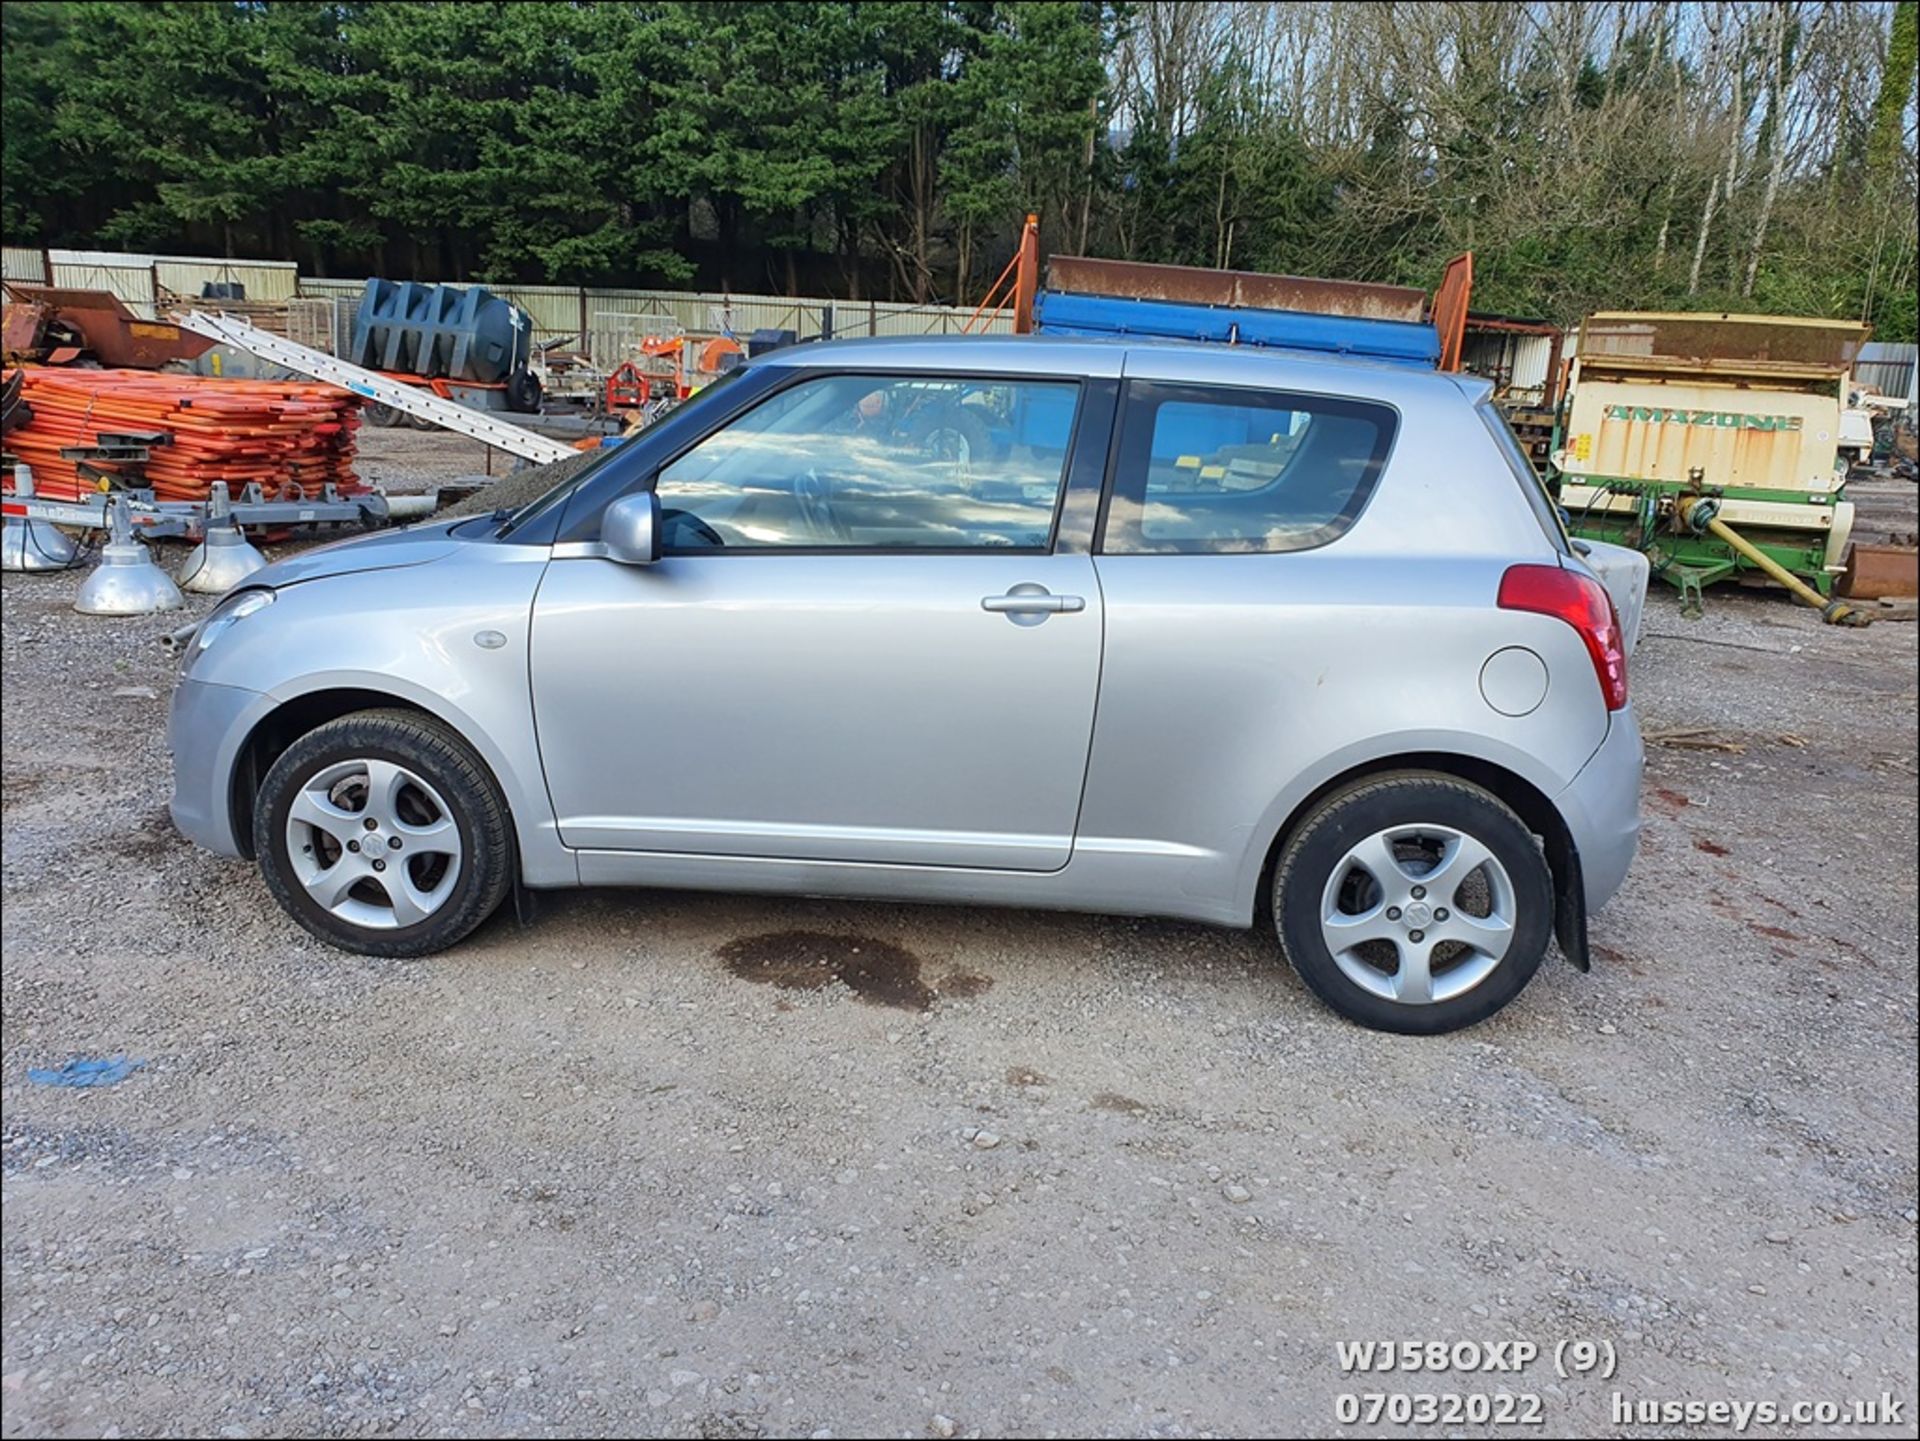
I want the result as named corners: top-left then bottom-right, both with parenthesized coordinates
top-left (1555, 707), bottom-right (1644, 912)
top-left (168, 675), bottom-right (268, 857)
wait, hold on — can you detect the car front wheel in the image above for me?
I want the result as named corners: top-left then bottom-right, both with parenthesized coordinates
top-left (253, 709), bottom-right (513, 957)
top-left (1272, 773), bottom-right (1554, 1034)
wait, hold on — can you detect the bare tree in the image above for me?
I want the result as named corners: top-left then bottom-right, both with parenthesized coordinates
top-left (1688, 3), bottom-right (1753, 294)
top-left (1089, 1), bottom-right (1913, 329)
top-left (1742, 2), bottom-right (1833, 295)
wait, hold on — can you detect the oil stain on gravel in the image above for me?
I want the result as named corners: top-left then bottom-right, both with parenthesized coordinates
top-left (936, 970), bottom-right (994, 999)
top-left (721, 930), bottom-right (939, 1010)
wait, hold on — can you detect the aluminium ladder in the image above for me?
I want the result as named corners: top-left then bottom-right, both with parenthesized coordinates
top-left (175, 310), bottom-right (576, 465)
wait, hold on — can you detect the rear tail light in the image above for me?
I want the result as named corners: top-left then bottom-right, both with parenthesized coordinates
top-left (1498, 564), bottom-right (1628, 710)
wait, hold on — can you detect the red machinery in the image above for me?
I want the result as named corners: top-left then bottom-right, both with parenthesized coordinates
top-left (605, 361), bottom-right (651, 412)
top-left (604, 335), bottom-right (743, 416)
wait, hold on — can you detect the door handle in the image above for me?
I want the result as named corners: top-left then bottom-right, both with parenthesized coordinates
top-left (982, 588), bottom-right (1085, 615)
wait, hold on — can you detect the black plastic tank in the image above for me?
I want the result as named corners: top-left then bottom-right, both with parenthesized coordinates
top-left (747, 327), bottom-right (798, 357)
top-left (350, 280), bottom-right (532, 386)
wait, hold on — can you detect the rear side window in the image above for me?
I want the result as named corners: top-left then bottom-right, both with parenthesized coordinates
top-left (1100, 381), bottom-right (1396, 555)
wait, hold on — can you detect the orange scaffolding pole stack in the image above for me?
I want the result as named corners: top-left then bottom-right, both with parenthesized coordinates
top-left (2, 368), bottom-right (364, 503)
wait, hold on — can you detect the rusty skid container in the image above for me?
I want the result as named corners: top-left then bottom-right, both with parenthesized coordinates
top-left (1, 284), bottom-right (214, 369)
top-left (1034, 257), bottom-right (1440, 366)
top-left (1841, 542), bottom-right (1919, 600)
top-left (1044, 257), bottom-right (1428, 322)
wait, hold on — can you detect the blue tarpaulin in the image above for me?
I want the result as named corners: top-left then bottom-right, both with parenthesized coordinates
top-left (27, 1056), bottom-right (144, 1089)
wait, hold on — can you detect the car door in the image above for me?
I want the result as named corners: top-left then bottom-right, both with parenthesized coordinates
top-left (530, 367), bottom-right (1105, 871)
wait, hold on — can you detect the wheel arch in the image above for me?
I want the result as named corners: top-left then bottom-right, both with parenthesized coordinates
top-left (216, 655), bottom-right (572, 886)
top-left (1254, 751), bottom-right (1588, 969)
top-left (228, 688), bottom-right (444, 859)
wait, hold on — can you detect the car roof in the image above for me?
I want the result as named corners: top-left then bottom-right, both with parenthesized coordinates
top-left (753, 332), bottom-right (1493, 404)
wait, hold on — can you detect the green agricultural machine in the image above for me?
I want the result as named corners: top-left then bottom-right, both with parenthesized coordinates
top-left (1553, 312), bottom-right (1872, 622)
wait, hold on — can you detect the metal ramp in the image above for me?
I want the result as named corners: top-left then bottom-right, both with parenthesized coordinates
top-left (175, 310), bottom-right (575, 465)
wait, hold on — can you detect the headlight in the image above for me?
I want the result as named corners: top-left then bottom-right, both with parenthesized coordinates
top-left (188, 588), bottom-right (275, 663)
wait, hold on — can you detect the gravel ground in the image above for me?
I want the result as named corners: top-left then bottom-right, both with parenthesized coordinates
top-left (2, 455), bottom-right (1916, 1438)
top-left (350, 418), bottom-right (609, 519)
top-left (349, 425), bottom-right (563, 498)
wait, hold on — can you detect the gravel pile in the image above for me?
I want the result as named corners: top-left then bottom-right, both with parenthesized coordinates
top-left (440, 448), bottom-right (606, 520)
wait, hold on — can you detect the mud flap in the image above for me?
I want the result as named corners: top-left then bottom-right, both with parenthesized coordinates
top-left (512, 872), bottom-right (539, 928)
top-left (1547, 832), bottom-right (1590, 971)
top-left (510, 834), bottom-right (539, 928)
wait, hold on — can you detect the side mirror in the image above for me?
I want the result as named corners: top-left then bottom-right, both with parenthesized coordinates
top-left (601, 491), bottom-right (661, 565)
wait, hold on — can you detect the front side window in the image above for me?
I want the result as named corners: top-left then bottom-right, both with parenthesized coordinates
top-left (1100, 381), bottom-right (1397, 555)
top-left (652, 372), bottom-right (1080, 551)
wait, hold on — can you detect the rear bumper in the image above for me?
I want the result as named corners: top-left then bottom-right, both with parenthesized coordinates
top-left (1555, 708), bottom-right (1643, 911)
top-left (168, 676), bottom-right (268, 858)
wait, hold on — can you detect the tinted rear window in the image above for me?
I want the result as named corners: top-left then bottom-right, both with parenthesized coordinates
top-left (1100, 381), bottom-right (1396, 555)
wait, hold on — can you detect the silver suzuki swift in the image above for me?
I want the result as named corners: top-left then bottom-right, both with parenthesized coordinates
top-left (169, 336), bottom-right (1642, 1034)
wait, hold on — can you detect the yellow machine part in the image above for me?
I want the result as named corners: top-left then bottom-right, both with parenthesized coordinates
top-left (1558, 378), bottom-right (1845, 496)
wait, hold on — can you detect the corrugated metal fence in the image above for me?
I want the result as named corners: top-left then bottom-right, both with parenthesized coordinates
top-left (42, 250), bottom-right (159, 316)
top-left (3, 248), bottom-right (299, 317)
top-left (299, 276), bottom-right (1009, 367)
top-left (1461, 331), bottom-right (1555, 401)
top-left (6, 247), bottom-right (1913, 394)
top-left (6, 246), bottom-right (1007, 348)
top-left (1856, 341), bottom-right (1918, 410)
top-left (3, 245), bottom-right (49, 283)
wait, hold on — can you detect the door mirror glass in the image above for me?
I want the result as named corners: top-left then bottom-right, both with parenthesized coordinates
top-left (601, 491), bottom-right (661, 565)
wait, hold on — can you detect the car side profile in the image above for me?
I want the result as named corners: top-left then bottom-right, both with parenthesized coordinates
top-left (168, 335), bottom-right (1642, 1034)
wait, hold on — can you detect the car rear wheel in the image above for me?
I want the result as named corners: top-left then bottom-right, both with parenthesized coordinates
top-left (254, 709), bottom-right (512, 957)
top-left (1272, 774), bottom-right (1553, 1034)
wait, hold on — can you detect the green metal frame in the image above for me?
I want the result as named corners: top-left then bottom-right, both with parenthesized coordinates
top-left (1557, 476), bottom-right (1838, 602)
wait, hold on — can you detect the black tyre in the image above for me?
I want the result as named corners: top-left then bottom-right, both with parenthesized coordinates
top-left (1272, 773), bottom-right (1553, 1035)
top-left (253, 709), bottom-right (513, 958)
top-left (365, 401), bottom-right (404, 428)
top-left (505, 367), bottom-right (543, 414)
top-left (911, 406), bottom-right (994, 468)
